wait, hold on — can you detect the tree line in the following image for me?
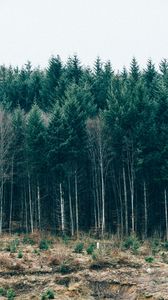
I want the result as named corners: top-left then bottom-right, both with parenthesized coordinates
top-left (1, 55), bottom-right (168, 239)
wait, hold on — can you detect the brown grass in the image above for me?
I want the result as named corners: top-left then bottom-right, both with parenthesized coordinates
top-left (48, 244), bottom-right (71, 266)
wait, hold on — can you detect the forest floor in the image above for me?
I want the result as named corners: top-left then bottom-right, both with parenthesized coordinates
top-left (0, 233), bottom-right (168, 300)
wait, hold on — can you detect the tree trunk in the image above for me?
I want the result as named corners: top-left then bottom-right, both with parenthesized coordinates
top-left (9, 157), bottom-right (14, 234)
top-left (123, 165), bottom-right (128, 235)
top-left (164, 188), bottom-right (168, 240)
top-left (37, 182), bottom-right (41, 231)
top-left (24, 185), bottom-right (28, 233)
top-left (0, 177), bottom-right (3, 235)
top-left (118, 175), bottom-right (124, 238)
top-left (68, 176), bottom-right (74, 236)
top-left (144, 181), bottom-right (148, 239)
top-left (100, 145), bottom-right (105, 237)
top-left (28, 173), bottom-right (33, 233)
top-left (130, 175), bottom-right (135, 233)
top-left (60, 182), bottom-right (65, 235)
top-left (95, 165), bottom-right (101, 231)
top-left (75, 170), bottom-right (79, 237)
top-left (127, 150), bottom-right (135, 234)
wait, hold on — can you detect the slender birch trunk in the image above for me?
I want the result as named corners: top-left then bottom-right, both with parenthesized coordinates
top-left (37, 182), bottom-right (41, 231)
top-left (95, 165), bottom-right (101, 230)
top-left (9, 157), bottom-right (14, 234)
top-left (75, 170), bottom-right (79, 237)
top-left (24, 185), bottom-right (28, 233)
top-left (123, 164), bottom-right (128, 235)
top-left (28, 172), bottom-right (33, 233)
top-left (131, 150), bottom-right (135, 234)
top-left (127, 149), bottom-right (135, 234)
top-left (100, 144), bottom-right (105, 236)
top-left (164, 188), bottom-right (168, 241)
top-left (68, 177), bottom-right (74, 236)
top-left (131, 174), bottom-right (135, 233)
top-left (118, 176), bottom-right (124, 238)
top-left (144, 181), bottom-right (148, 239)
top-left (60, 182), bottom-right (65, 234)
top-left (0, 177), bottom-right (3, 235)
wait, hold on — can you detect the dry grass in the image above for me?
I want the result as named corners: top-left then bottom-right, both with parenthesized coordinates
top-left (48, 244), bottom-right (71, 266)
top-left (0, 253), bottom-right (25, 271)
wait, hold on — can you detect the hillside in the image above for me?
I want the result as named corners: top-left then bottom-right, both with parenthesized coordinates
top-left (0, 234), bottom-right (168, 300)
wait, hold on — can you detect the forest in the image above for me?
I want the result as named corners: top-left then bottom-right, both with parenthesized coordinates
top-left (1, 55), bottom-right (168, 239)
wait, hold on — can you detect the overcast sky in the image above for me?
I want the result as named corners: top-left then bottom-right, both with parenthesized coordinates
top-left (0, 0), bottom-right (167, 70)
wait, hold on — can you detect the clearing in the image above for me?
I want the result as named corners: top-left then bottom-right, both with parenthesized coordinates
top-left (0, 233), bottom-right (168, 299)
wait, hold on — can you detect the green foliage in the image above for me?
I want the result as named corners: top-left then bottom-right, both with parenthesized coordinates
top-left (151, 239), bottom-right (161, 255)
top-left (22, 236), bottom-right (35, 245)
top-left (74, 242), bottom-right (84, 253)
top-left (41, 289), bottom-right (55, 300)
top-left (2, 56), bottom-right (168, 238)
top-left (0, 287), bottom-right (6, 296)
top-left (17, 250), bottom-right (23, 259)
top-left (162, 241), bottom-right (168, 250)
top-left (26, 104), bottom-right (47, 173)
top-left (7, 239), bottom-right (19, 253)
top-left (161, 251), bottom-right (168, 263)
top-left (62, 234), bottom-right (70, 245)
top-left (145, 256), bottom-right (154, 263)
top-left (33, 249), bottom-right (40, 255)
top-left (92, 252), bottom-right (98, 260)
top-left (86, 243), bottom-right (96, 255)
top-left (122, 235), bottom-right (140, 253)
top-left (7, 288), bottom-right (15, 300)
top-left (41, 293), bottom-right (48, 300)
top-left (59, 263), bottom-right (70, 274)
top-left (39, 239), bottom-right (49, 251)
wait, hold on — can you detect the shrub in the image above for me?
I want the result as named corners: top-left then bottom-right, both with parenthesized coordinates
top-left (41, 293), bottom-right (48, 300)
top-left (86, 243), bottom-right (96, 255)
top-left (151, 238), bottom-right (161, 254)
top-left (7, 239), bottom-right (19, 253)
top-left (17, 250), bottom-right (23, 259)
top-left (33, 249), bottom-right (40, 255)
top-left (59, 263), bottom-right (70, 274)
top-left (22, 236), bottom-right (35, 245)
top-left (41, 289), bottom-right (55, 299)
top-left (162, 241), bottom-right (168, 250)
top-left (0, 287), bottom-right (6, 296)
top-left (46, 289), bottom-right (55, 299)
top-left (123, 235), bottom-right (140, 253)
top-left (145, 256), bottom-right (154, 263)
top-left (62, 234), bottom-right (70, 245)
top-left (39, 239), bottom-right (49, 251)
top-left (7, 288), bottom-right (15, 300)
top-left (92, 252), bottom-right (97, 260)
top-left (74, 242), bottom-right (84, 253)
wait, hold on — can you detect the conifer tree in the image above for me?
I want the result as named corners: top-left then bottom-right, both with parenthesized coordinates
top-left (26, 104), bottom-right (47, 231)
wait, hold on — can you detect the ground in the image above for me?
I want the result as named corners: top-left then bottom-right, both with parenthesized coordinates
top-left (0, 233), bottom-right (168, 299)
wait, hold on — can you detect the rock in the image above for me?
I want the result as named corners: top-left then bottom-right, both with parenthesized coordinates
top-left (146, 268), bottom-right (153, 274)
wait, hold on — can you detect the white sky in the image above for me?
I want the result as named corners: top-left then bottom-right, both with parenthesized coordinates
top-left (0, 0), bottom-right (167, 70)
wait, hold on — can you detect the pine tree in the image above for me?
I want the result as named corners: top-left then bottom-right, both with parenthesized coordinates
top-left (26, 104), bottom-right (47, 231)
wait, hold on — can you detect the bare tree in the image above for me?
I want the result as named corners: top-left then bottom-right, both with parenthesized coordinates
top-left (0, 108), bottom-right (13, 234)
top-left (87, 117), bottom-right (109, 237)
